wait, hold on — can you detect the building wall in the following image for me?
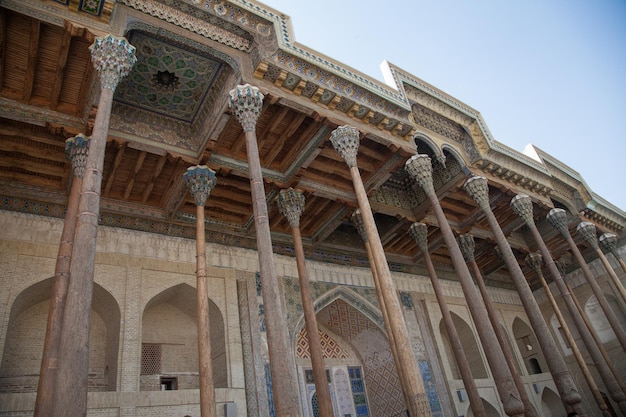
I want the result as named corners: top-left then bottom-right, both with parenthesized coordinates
top-left (0, 209), bottom-right (621, 417)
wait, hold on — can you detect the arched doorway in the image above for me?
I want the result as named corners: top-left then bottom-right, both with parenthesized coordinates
top-left (585, 293), bottom-right (626, 343)
top-left (540, 387), bottom-right (566, 417)
top-left (466, 398), bottom-right (502, 417)
top-left (512, 317), bottom-right (546, 375)
top-left (439, 312), bottom-right (488, 379)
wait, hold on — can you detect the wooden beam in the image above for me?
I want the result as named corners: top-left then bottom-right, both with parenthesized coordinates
top-left (23, 19), bottom-right (41, 102)
top-left (141, 154), bottom-right (167, 203)
top-left (0, 140), bottom-right (67, 162)
top-left (0, 10), bottom-right (5, 91)
top-left (103, 142), bottom-right (126, 196)
top-left (123, 150), bottom-right (147, 200)
top-left (0, 155), bottom-right (64, 178)
top-left (50, 22), bottom-right (73, 110)
top-left (264, 112), bottom-right (305, 166)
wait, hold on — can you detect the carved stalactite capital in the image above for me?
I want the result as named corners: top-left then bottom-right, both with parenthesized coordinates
top-left (405, 154), bottom-right (434, 195)
top-left (183, 165), bottom-right (217, 207)
top-left (330, 125), bottom-right (360, 168)
top-left (351, 209), bottom-right (367, 243)
top-left (599, 232), bottom-right (618, 256)
top-left (457, 234), bottom-right (476, 263)
top-left (65, 134), bottom-right (91, 179)
top-left (228, 83), bottom-right (264, 132)
top-left (277, 188), bottom-right (305, 228)
top-left (89, 34), bottom-right (137, 91)
top-left (510, 194), bottom-right (535, 226)
top-left (576, 221), bottom-right (599, 250)
top-left (464, 175), bottom-right (490, 210)
top-left (408, 222), bottom-right (429, 253)
top-left (525, 252), bottom-right (543, 274)
top-left (547, 208), bottom-right (570, 238)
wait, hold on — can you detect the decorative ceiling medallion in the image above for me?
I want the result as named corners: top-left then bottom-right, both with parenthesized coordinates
top-left (114, 30), bottom-right (223, 124)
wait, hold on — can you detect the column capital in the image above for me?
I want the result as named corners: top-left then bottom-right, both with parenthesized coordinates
top-left (510, 194), bottom-right (534, 225)
top-left (228, 84), bottom-right (264, 132)
top-left (463, 175), bottom-right (490, 210)
top-left (65, 134), bottom-right (91, 178)
top-left (89, 34), bottom-right (136, 91)
top-left (576, 222), bottom-right (599, 250)
top-left (547, 208), bottom-right (570, 237)
top-left (405, 154), bottom-right (434, 195)
top-left (599, 232), bottom-right (618, 255)
top-left (525, 252), bottom-right (543, 274)
top-left (183, 165), bottom-right (217, 207)
top-left (351, 209), bottom-right (368, 243)
top-left (408, 222), bottom-right (429, 253)
top-left (277, 188), bottom-right (305, 228)
top-left (457, 234), bottom-right (475, 262)
top-left (330, 125), bottom-right (360, 168)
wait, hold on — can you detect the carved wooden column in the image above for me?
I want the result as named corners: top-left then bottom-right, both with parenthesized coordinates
top-left (228, 84), bottom-right (301, 417)
top-left (411, 223), bottom-right (487, 417)
top-left (54, 35), bottom-right (135, 417)
top-left (464, 176), bottom-right (583, 415)
top-left (277, 188), bottom-right (333, 417)
top-left (184, 166), bottom-right (218, 417)
top-left (525, 253), bottom-right (611, 417)
top-left (351, 210), bottom-right (408, 404)
top-left (547, 208), bottom-right (626, 351)
top-left (599, 233), bottom-right (626, 275)
top-left (457, 233), bottom-right (537, 417)
top-left (35, 135), bottom-right (90, 417)
top-left (406, 155), bottom-right (524, 417)
top-left (577, 222), bottom-right (626, 304)
top-left (330, 126), bottom-right (431, 417)
top-left (511, 195), bottom-right (626, 414)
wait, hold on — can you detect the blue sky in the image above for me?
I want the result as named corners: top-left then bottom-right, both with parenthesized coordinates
top-left (259, 0), bottom-right (626, 212)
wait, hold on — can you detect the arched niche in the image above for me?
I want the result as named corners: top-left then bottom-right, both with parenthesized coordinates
top-left (140, 283), bottom-right (226, 390)
top-left (512, 317), bottom-right (546, 375)
top-left (413, 132), bottom-right (445, 165)
top-left (540, 387), bottom-right (566, 417)
top-left (466, 397), bottom-right (502, 417)
top-left (0, 278), bottom-right (120, 392)
top-left (439, 312), bottom-right (488, 379)
top-left (584, 293), bottom-right (626, 344)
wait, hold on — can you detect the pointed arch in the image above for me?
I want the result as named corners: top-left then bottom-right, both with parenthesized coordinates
top-left (512, 317), bottom-right (546, 375)
top-left (442, 144), bottom-right (469, 173)
top-left (540, 387), bottom-right (566, 417)
top-left (413, 132), bottom-right (445, 165)
top-left (0, 278), bottom-right (120, 392)
top-left (466, 397), bottom-right (502, 417)
top-left (141, 283), bottom-right (227, 390)
top-left (584, 293), bottom-right (626, 344)
top-left (439, 312), bottom-right (488, 379)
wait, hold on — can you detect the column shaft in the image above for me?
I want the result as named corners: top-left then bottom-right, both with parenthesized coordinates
top-left (526, 224), bottom-right (626, 413)
top-left (348, 166), bottom-right (431, 416)
top-left (564, 233), bottom-right (626, 351)
top-left (427, 192), bottom-right (524, 417)
top-left (594, 248), bottom-right (626, 305)
top-left (54, 87), bottom-right (114, 416)
top-left (420, 241), bottom-right (487, 417)
top-left (34, 174), bottom-right (83, 417)
top-left (290, 225), bottom-right (334, 417)
top-left (196, 204), bottom-right (216, 417)
top-left (244, 128), bottom-right (301, 416)
top-left (480, 208), bottom-right (582, 413)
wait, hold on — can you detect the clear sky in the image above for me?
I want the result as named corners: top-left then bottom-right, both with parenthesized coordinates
top-left (258, 0), bottom-right (626, 212)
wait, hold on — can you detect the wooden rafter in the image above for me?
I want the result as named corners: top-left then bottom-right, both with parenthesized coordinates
top-left (142, 154), bottom-right (167, 203)
top-left (103, 142), bottom-right (127, 196)
top-left (50, 22), bottom-right (73, 110)
top-left (23, 19), bottom-right (40, 102)
top-left (123, 150), bottom-right (147, 200)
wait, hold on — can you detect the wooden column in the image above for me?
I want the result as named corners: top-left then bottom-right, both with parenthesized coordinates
top-left (599, 233), bottom-right (626, 275)
top-left (277, 188), bottom-right (333, 417)
top-left (525, 252), bottom-right (612, 417)
top-left (54, 35), bottom-right (136, 417)
top-left (464, 176), bottom-right (583, 416)
top-left (410, 223), bottom-right (488, 417)
top-left (511, 195), bottom-right (626, 414)
top-left (547, 209), bottom-right (626, 351)
top-left (228, 84), bottom-right (302, 417)
top-left (577, 222), bottom-right (626, 305)
top-left (457, 233), bottom-right (537, 417)
top-left (330, 126), bottom-right (432, 417)
top-left (184, 165), bottom-right (218, 417)
top-left (35, 135), bottom-right (90, 417)
top-left (351, 210), bottom-right (408, 406)
top-left (405, 155), bottom-right (525, 417)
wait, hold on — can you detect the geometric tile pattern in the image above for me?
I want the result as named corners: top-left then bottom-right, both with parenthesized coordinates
top-left (295, 328), bottom-right (351, 359)
top-left (318, 300), bottom-right (380, 340)
top-left (419, 360), bottom-right (443, 417)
